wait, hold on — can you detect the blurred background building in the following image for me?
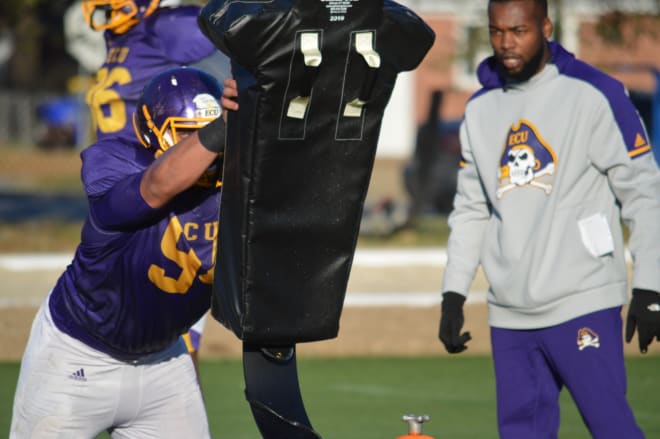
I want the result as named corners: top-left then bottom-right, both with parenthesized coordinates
top-left (0, 0), bottom-right (658, 222)
top-left (0, 0), bottom-right (657, 147)
top-left (391, 0), bottom-right (660, 221)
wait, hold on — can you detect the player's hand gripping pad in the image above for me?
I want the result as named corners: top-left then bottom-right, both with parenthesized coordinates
top-left (200, 0), bottom-right (434, 344)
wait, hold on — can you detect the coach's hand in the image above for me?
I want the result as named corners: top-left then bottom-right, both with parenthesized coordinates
top-left (439, 291), bottom-right (472, 354)
top-left (625, 288), bottom-right (660, 354)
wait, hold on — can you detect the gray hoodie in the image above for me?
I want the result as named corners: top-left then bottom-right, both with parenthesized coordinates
top-left (442, 41), bottom-right (660, 329)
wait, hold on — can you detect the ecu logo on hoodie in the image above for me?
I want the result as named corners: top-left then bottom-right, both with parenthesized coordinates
top-left (497, 119), bottom-right (558, 199)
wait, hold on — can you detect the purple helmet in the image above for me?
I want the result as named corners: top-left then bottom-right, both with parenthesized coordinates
top-left (133, 67), bottom-right (224, 186)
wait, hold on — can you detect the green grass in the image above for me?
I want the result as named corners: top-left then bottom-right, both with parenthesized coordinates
top-left (357, 216), bottom-right (450, 248)
top-left (3, 356), bottom-right (659, 438)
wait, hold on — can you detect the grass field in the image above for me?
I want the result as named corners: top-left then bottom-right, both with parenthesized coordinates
top-left (2, 355), bottom-right (659, 438)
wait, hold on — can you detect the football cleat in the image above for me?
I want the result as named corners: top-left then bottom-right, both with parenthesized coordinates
top-left (82, 0), bottom-right (160, 34)
top-left (133, 67), bottom-right (224, 186)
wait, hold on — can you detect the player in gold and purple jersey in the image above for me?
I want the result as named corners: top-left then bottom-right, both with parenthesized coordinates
top-left (83, 0), bottom-right (230, 143)
top-left (81, 0), bottom-right (231, 375)
top-left (10, 67), bottom-right (226, 438)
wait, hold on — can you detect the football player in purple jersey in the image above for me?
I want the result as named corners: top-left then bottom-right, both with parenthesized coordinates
top-left (82, 0), bottom-right (230, 143)
top-left (81, 0), bottom-right (230, 377)
top-left (10, 67), bottom-right (226, 438)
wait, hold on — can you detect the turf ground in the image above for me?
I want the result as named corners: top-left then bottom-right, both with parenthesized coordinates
top-left (2, 355), bottom-right (660, 438)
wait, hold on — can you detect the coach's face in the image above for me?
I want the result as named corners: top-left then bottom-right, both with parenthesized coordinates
top-left (488, 0), bottom-right (552, 82)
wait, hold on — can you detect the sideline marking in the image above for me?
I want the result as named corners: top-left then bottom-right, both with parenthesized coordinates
top-left (0, 292), bottom-right (487, 308)
top-left (344, 291), bottom-right (487, 307)
top-left (0, 248), bottom-right (633, 271)
top-left (0, 253), bottom-right (73, 271)
top-left (0, 248), bottom-right (449, 272)
top-left (0, 249), bottom-right (460, 308)
top-left (353, 248), bottom-right (447, 267)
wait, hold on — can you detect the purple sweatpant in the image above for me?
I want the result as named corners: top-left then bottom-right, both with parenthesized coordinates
top-left (491, 307), bottom-right (644, 439)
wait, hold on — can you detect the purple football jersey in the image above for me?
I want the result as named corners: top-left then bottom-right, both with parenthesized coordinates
top-left (49, 138), bottom-right (220, 360)
top-left (86, 6), bottom-right (217, 143)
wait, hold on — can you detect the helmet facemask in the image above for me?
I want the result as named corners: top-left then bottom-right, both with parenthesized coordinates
top-left (82, 0), bottom-right (160, 34)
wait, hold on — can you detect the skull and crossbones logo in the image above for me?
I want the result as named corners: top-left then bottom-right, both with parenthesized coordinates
top-left (497, 145), bottom-right (554, 198)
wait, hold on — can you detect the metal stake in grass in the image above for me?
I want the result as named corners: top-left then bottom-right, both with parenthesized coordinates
top-left (397, 414), bottom-right (435, 438)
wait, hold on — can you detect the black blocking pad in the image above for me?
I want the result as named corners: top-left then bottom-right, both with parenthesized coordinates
top-left (199, 0), bottom-right (435, 344)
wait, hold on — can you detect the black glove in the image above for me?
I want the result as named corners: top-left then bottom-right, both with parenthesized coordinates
top-left (439, 291), bottom-right (472, 354)
top-left (197, 116), bottom-right (226, 153)
top-left (625, 288), bottom-right (660, 354)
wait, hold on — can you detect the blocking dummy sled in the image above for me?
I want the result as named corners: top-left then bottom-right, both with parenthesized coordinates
top-left (198, 0), bottom-right (435, 436)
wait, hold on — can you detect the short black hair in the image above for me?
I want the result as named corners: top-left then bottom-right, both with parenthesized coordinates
top-left (489, 0), bottom-right (548, 18)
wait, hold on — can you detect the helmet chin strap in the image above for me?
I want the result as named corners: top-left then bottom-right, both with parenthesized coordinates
top-left (242, 343), bottom-right (321, 439)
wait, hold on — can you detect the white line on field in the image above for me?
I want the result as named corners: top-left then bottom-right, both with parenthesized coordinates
top-left (0, 248), bottom-right (449, 272)
top-left (0, 253), bottom-right (73, 271)
top-left (353, 248), bottom-right (447, 267)
top-left (0, 292), bottom-right (487, 308)
top-left (344, 291), bottom-right (487, 307)
top-left (0, 248), bottom-right (633, 272)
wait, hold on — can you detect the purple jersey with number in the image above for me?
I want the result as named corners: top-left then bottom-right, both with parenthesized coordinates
top-left (86, 6), bottom-right (216, 143)
top-left (48, 137), bottom-right (220, 360)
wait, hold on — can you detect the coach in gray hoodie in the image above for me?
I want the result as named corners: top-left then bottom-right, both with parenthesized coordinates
top-left (438, 1), bottom-right (660, 438)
